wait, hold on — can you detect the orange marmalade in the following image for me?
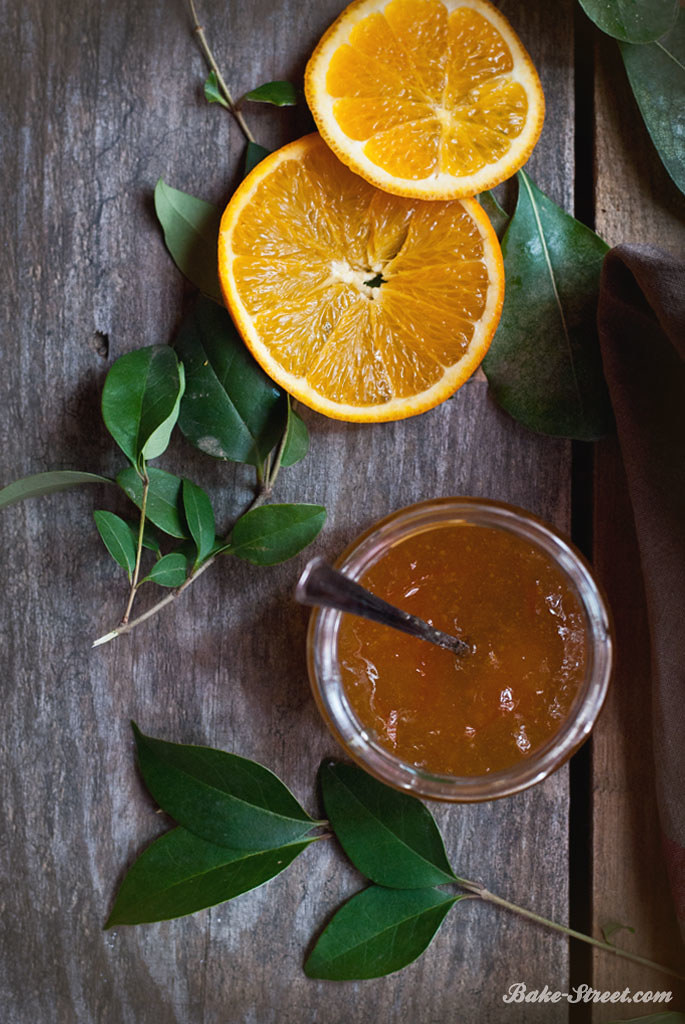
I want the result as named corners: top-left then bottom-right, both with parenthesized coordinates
top-left (337, 521), bottom-right (587, 777)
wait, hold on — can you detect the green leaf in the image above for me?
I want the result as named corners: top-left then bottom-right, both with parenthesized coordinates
top-left (114, 519), bottom-right (162, 554)
top-left (244, 81), bottom-right (297, 106)
top-left (620, 12), bottom-right (685, 197)
top-left (244, 142), bottom-right (271, 176)
top-left (175, 297), bottom-right (287, 467)
top-left (227, 503), bottom-right (326, 566)
top-left (320, 761), bottom-right (456, 889)
top-left (140, 552), bottom-right (188, 588)
top-left (101, 346), bottom-right (185, 466)
top-left (0, 471), bottom-right (112, 511)
top-left (579, 0), bottom-right (678, 42)
top-left (117, 466), bottom-right (188, 539)
top-left (173, 537), bottom-right (199, 562)
top-left (203, 70), bottom-right (229, 108)
top-left (154, 179), bottom-right (223, 302)
top-left (132, 723), bottom-right (318, 850)
top-left (478, 190), bottom-right (509, 239)
top-left (182, 479), bottom-right (216, 568)
top-left (128, 520), bottom-right (161, 553)
top-left (93, 511), bottom-right (137, 581)
top-left (305, 887), bottom-right (460, 980)
top-left (601, 919), bottom-right (636, 945)
top-left (143, 361), bottom-right (185, 461)
top-left (608, 1016), bottom-right (685, 1024)
top-left (280, 400), bottom-right (310, 468)
top-left (483, 171), bottom-right (612, 440)
top-left (105, 827), bottom-right (312, 927)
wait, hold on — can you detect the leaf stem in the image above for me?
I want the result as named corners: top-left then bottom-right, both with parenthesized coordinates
top-left (120, 472), bottom-right (149, 625)
top-left (93, 480), bottom-right (270, 647)
top-left (186, 0), bottom-right (255, 143)
top-left (267, 408), bottom-right (291, 489)
top-left (263, 452), bottom-right (273, 487)
top-left (459, 879), bottom-right (685, 982)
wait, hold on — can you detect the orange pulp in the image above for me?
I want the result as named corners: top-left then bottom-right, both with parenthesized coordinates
top-left (338, 521), bottom-right (587, 776)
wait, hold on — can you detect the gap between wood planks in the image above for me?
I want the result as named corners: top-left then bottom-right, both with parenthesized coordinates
top-left (569, 5), bottom-right (596, 1022)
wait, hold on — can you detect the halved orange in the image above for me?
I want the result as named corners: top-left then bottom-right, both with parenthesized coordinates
top-left (218, 134), bottom-right (504, 422)
top-left (305, 0), bottom-right (545, 199)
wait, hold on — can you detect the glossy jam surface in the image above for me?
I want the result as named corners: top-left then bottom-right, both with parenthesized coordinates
top-left (338, 522), bottom-right (587, 776)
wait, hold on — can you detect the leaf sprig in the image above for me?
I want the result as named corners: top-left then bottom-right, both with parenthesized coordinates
top-left (0, 259), bottom-right (324, 648)
top-left (579, 0), bottom-right (684, 196)
top-left (108, 728), bottom-right (685, 986)
top-left (91, 356), bottom-right (324, 644)
top-left (86, 301), bottom-right (324, 645)
top-left (0, 66), bottom-right (324, 648)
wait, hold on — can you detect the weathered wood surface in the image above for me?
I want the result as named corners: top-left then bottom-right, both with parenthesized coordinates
top-left (591, 30), bottom-right (685, 1020)
top-left (3, 0), bottom-right (679, 1021)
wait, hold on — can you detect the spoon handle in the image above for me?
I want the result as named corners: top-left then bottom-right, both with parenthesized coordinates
top-left (295, 557), bottom-right (469, 656)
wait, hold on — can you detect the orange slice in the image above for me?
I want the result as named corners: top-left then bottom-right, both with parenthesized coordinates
top-left (218, 134), bottom-right (504, 422)
top-left (304, 0), bottom-right (545, 199)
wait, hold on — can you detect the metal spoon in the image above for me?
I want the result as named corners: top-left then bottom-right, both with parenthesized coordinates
top-left (295, 556), bottom-right (470, 657)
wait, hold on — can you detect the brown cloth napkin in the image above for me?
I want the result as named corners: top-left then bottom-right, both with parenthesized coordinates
top-left (597, 243), bottom-right (685, 939)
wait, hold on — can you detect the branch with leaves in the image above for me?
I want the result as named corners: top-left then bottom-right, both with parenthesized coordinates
top-left (107, 726), bottom-right (685, 991)
top-left (0, 42), bottom-right (320, 648)
top-left (89, 297), bottom-right (323, 647)
top-left (0, 299), bottom-right (324, 649)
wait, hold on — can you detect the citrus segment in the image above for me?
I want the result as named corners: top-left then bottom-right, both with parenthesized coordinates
top-left (219, 134), bottom-right (504, 422)
top-left (381, 0), bottom-right (449, 101)
top-left (305, 0), bottom-right (545, 199)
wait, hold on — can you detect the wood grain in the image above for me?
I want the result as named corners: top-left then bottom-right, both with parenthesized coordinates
top-left (0, 1), bottom-right (581, 1021)
top-left (591, 29), bottom-right (685, 1021)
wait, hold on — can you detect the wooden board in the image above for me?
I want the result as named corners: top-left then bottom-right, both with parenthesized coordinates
top-left (591, 29), bottom-right (685, 1020)
top-left (0, 0), bottom-right (638, 1021)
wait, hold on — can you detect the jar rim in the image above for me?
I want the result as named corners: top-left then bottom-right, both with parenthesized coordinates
top-left (307, 497), bottom-right (613, 802)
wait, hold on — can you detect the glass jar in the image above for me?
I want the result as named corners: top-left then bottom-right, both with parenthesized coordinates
top-left (307, 497), bottom-right (613, 802)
